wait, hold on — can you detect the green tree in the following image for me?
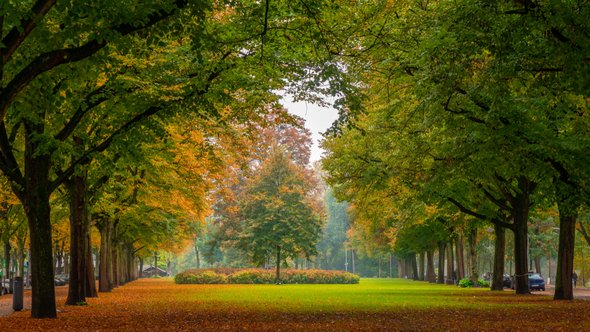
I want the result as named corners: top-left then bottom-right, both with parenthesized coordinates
top-left (239, 148), bottom-right (321, 283)
top-left (317, 187), bottom-right (349, 271)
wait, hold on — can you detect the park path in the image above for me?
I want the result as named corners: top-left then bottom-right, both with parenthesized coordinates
top-left (0, 286), bottom-right (69, 317)
top-left (0, 289), bottom-right (31, 317)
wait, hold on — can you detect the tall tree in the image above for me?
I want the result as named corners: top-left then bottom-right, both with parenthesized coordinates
top-left (239, 148), bottom-right (321, 282)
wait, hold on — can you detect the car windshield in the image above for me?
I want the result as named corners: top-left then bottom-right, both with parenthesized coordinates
top-left (529, 273), bottom-right (542, 278)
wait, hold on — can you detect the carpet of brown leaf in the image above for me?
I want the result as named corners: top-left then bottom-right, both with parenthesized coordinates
top-left (1, 278), bottom-right (589, 331)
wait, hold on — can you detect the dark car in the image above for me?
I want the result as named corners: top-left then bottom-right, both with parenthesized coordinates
top-left (528, 272), bottom-right (545, 291)
top-left (503, 274), bottom-right (512, 288)
top-left (55, 274), bottom-right (69, 284)
top-left (1, 280), bottom-right (9, 295)
top-left (54, 276), bottom-right (67, 286)
top-left (510, 272), bottom-right (545, 291)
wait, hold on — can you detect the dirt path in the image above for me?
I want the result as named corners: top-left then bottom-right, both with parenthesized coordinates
top-left (538, 285), bottom-right (590, 300)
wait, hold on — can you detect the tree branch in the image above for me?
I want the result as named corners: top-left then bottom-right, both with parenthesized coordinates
top-left (0, 0), bottom-right (188, 120)
top-left (0, 121), bottom-right (23, 188)
top-left (1, 0), bottom-right (57, 65)
top-left (49, 105), bottom-right (162, 193)
top-left (480, 186), bottom-right (511, 211)
top-left (579, 222), bottom-right (590, 247)
top-left (54, 83), bottom-right (115, 141)
top-left (447, 197), bottom-right (514, 230)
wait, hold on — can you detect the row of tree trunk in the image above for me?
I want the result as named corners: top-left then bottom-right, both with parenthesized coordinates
top-left (400, 235), bottom-right (473, 285)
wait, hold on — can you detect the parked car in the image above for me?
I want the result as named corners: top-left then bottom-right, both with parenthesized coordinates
top-left (528, 272), bottom-right (545, 291)
top-left (54, 276), bottom-right (67, 286)
top-left (510, 272), bottom-right (546, 291)
top-left (503, 274), bottom-right (512, 288)
top-left (55, 274), bottom-right (69, 284)
top-left (1, 279), bottom-right (11, 295)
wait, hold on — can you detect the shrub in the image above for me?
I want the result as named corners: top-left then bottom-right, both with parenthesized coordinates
top-left (174, 268), bottom-right (360, 285)
top-left (477, 279), bottom-right (490, 288)
top-left (228, 269), bottom-right (275, 284)
top-left (458, 278), bottom-right (473, 288)
top-left (174, 270), bottom-right (227, 284)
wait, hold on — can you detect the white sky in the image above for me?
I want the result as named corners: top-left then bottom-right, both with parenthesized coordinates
top-left (281, 96), bottom-right (339, 163)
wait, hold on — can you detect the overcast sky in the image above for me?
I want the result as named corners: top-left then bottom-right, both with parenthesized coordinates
top-left (281, 96), bottom-right (339, 163)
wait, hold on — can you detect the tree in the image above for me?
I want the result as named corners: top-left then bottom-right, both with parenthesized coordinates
top-left (2, 0), bottom-right (351, 317)
top-left (239, 148), bottom-right (321, 282)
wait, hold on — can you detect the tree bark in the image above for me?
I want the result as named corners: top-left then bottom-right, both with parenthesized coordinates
top-left (194, 242), bottom-right (200, 269)
top-left (554, 193), bottom-right (577, 300)
top-left (411, 254), bottom-right (419, 280)
top-left (85, 232), bottom-right (97, 297)
top-left (437, 242), bottom-right (446, 284)
top-left (23, 151), bottom-right (56, 318)
top-left (456, 235), bottom-right (465, 280)
top-left (139, 257), bottom-right (144, 278)
top-left (275, 245), bottom-right (281, 284)
top-left (426, 250), bottom-right (436, 283)
top-left (534, 256), bottom-right (541, 274)
top-left (351, 249), bottom-right (356, 274)
top-left (389, 254), bottom-right (393, 278)
top-left (98, 218), bottom-right (111, 292)
top-left (492, 224), bottom-right (506, 291)
top-left (3, 241), bottom-right (10, 281)
top-left (446, 242), bottom-right (454, 284)
top-left (66, 173), bottom-right (89, 305)
top-left (467, 225), bottom-right (478, 284)
top-left (418, 252), bottom-right (425, 281)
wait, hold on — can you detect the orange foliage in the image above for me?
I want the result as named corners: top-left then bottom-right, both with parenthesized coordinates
top-left (2, 279), bottom-right (590, 331)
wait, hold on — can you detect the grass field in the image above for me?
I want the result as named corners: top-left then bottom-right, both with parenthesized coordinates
top-left (2, 278), bottom-right (589, 331)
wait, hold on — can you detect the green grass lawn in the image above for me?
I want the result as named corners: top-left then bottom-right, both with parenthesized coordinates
top-left (174, 278), bottom-right (503, 312)
top-left (2, 277), bottom-right (589, 331)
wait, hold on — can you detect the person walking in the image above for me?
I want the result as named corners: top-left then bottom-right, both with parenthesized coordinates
top-left (573, 271), bottom-right (578, 288)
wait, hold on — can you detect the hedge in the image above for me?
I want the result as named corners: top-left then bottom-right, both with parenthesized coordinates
top-left (174, 268), bottom-right (360, 285)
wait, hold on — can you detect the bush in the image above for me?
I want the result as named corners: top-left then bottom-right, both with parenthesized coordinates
top-left (458, 278), bottom-right (473, 288)
top-left (477, 279), bottom-right (490, 288)
top-left (174, 268), bottom-right (360, 285)
top-left (458, 278), bottom-right (490, 288)
top-left (174, 270), bottom-right (227, 284)
top-left (228, 269), bottom-right (275, 284)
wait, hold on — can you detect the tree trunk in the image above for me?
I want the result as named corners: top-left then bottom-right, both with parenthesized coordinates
top-left (411, 254), bottom-right (419, 280)
top-left (467, 225), bottom-right (478, 284)
top-left (195, 242), bottom-right (200, 269)
top-left (275, 245), bottom-right (281, 284)
top-left (397, 258), bottom-right (404, 278)
top-left (85, 233), bottom-right (97, 297)
top-left (66, 173), bottom-right (89, 305)
top-left (389, 254), bottom-right (393, 278)
top-left (534, 256), bottom-right (541, 275)
top-left (23, 148), bottom-right (57, 318)
top-left (139, 257), bottom-right (144, 278)
top-left (509, 177), bottom-right (533, 294)
top-left (426, 250), bottom-right (436, 283)
top-left (108, 220), bottom-right (115, 288)
top-left (437, 242), bottom-right (446, 284)
top-left (112, 245), bottom-right (119, 286)
top-left (17, 243), bottom-right (25, 278)
top-left (418, 252), bottom-right (425, 281)
top-left (26, 249), bottom-right (31, 288)
top-left (446, 242), bottom-right (454, 284)
top-left (98, 219), bottom-right (111, 292)
top-left (3, 241), bottom-right (10, 281)
top-left (456, 236), bottom-right (465, 280)
top-left (492, 224), bottom-right (506, 291)
top-left (554, 194), bottom-right (577, 300)
top-left (351, 249), bottom-right (356, 274)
